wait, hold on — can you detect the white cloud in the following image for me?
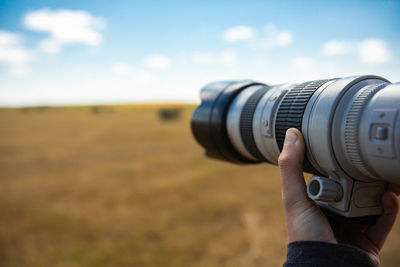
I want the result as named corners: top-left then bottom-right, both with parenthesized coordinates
top-left (275, 31), bottom-right (293, 46)
top-left (24, 8), bottom-right (106, 53)
top-left (191, 52), bottom-right (215, 65)
top-left (290, 56), bottom-right (319, 80)
top-left (189, 49), bottom-right (237, 66)
top-left (223, 24), bottom-right (293, 48)
top-left (264, 24), bottom-right (293, 46)
top-left (252, 24), bottom-right (293, 50)
top-left (143, 54), bottom-right (171, 69)
top-left (0, 30), bottom-right (32, 75)
top-left (321, 38), bottom-right (391, 64)
top-left (322, 40), bottom-right (353, 56)
top-left (219, 49), bottom-right (237, 64)
top-left (112, 61), bottom-right (153, 82)
top-left (223, 26), bottom-right (255, 42)
top-left (357, 39), bottom-right (390, 64)
top-left (112, 62), bottom-right (136, 76)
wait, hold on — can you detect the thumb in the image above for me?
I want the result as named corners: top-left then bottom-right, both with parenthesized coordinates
top-left (278, 128), bottom-right (310, 209)
top-left (278, 128), bottom-right (335, 243)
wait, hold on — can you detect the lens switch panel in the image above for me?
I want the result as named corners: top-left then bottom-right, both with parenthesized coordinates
top-left (367, 109), bottom-right (397, 158)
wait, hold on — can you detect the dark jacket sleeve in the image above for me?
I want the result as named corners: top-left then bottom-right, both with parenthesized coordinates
top-left (282, 241), bottom-right (377, 267)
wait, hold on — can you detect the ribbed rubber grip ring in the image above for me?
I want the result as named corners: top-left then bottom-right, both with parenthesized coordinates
top-left (240, 86), bottom-right (269, 162)
top-left (344, 83), bottom-right (387, 177)
top-left (275, 79), bottom-right (333, 173)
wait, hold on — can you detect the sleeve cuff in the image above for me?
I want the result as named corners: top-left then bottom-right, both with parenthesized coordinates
top-left (283, 241), bottom-right (377, 267)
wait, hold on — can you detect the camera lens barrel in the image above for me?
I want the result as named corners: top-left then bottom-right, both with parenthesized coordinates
top-left (191, 75), bottom-right (400, 184)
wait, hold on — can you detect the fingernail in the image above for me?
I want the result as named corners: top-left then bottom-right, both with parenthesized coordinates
top-left (285, 129), bottom-right (298, 145)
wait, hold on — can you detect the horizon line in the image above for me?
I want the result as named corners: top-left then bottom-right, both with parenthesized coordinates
top-left (0, 102), bottom-right (198, 109)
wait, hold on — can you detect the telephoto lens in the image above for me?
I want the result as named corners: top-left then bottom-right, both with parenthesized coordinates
top-left (191, 76), bottom-right (400, 222)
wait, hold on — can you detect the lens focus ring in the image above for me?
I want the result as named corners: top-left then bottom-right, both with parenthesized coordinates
top-left (275, 79), bottom-right (333, 173)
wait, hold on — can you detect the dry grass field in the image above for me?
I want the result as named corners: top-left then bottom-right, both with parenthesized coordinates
top-left (0, 106), bottom-right (399, 267)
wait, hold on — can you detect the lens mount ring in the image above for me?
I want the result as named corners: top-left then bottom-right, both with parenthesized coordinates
top-left (239, 86), bottom-right (269, 161)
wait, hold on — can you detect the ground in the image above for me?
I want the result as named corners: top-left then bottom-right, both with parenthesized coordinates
top-left (0, 106), bottom-right (399, 267)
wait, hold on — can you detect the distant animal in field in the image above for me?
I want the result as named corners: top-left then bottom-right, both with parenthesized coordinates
top-left (158, 108), bottom-right (181, 121)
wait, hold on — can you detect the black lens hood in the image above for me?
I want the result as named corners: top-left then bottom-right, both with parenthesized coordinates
top-left (191, 80), bottom-right (267, 163)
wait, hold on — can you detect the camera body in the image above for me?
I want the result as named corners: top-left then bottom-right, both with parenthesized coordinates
top-left (191, 76), bottom-right (400, 221)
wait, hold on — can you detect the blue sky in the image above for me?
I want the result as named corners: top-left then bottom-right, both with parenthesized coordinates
top-left (0, 0), bottom-right (399, 106)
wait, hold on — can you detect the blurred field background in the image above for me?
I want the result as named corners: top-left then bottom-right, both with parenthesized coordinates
top-left (0, 106), bottom-right (399, 267)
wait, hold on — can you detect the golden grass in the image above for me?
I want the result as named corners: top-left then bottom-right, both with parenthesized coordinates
top-left (0, 107), bottom-right (399, 267)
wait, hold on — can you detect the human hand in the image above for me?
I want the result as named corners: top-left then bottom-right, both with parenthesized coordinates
top-left (278, 128), bottom-right (399, 266)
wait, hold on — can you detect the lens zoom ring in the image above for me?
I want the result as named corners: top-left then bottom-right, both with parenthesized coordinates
top-left (275, 79), bottom-right (333, 173)
top-left (240, 87), bottom-right (269, 161)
